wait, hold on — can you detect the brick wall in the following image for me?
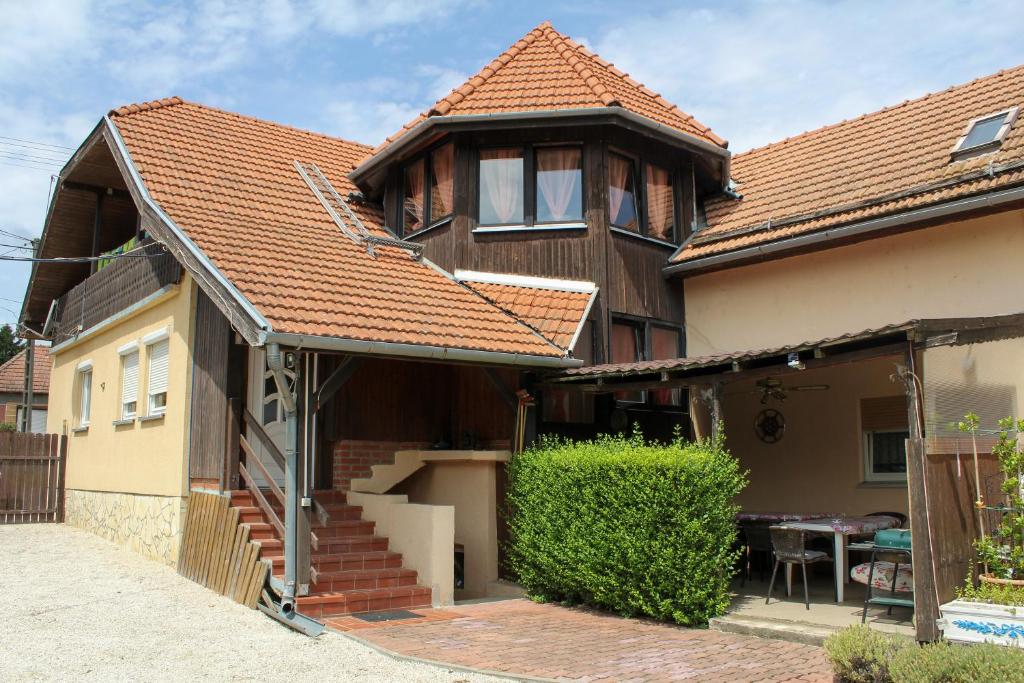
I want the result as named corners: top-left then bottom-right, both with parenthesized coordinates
top-left (331, 440), bottom-right (430, 492)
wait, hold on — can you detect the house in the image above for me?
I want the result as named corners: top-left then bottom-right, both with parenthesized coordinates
top-left (0, 345), bottom-right (50, 431)
top-left (19, 21), bottom-right (1024, 638)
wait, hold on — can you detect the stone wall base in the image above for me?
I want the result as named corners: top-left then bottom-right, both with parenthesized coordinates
top-left (64, 489), bottom-right (186, 566)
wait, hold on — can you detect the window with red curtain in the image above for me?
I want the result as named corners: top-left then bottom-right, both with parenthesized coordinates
top-left (608, 153), bottom-right (639, 231)
top-left (430, 143), bottom-right (454, 222)
top-left (650, 326), bottom-right (682, 406)
top-left (403, 158), bottom-right (425, 233)
top-left (536, 147), bottom-right (582, 223)
top-left (611, 321), bottom-right (644, 403)
top-left (645, 163), bottom-right (675, 241)
top-left (479, 148), bottom-right (524, 225)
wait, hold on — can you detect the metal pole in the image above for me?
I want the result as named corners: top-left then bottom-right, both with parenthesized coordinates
top-left (266, 343), bottom-right (298, 613)
top-left (23, 339), bottom-right (34, 433)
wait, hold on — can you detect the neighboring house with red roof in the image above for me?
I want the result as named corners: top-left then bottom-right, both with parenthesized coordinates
top-left (0, 346), bottom-right (50, 430)
top-left (19, 21), bottom-right (1024, 639)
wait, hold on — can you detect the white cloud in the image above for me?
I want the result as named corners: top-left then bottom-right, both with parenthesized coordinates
top-left (592, 0), bottom-right (1024, 152)
top-left (323, 98), bottom-right (423, 145)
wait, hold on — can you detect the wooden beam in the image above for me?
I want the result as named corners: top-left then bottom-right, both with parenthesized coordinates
top-left (60, 180), bottom-right (132, 200)
top-left (483, 367), bottom-right (517, 409)
top-left (314, 356), bottom-right (362, 412)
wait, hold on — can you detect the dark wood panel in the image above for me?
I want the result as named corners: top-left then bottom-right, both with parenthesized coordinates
top-left (607, 234), bottom-right (684, 322)
top-left (189, 289), bottom-right (231, 481)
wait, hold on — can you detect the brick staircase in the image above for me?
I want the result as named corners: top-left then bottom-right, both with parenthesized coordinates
top-left (230, 489), bottom-right (432, 619)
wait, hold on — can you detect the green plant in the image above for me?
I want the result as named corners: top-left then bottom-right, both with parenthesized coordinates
top-left (506, 428), bottom-right (746, 625)
top-left (957, 567), bottom-right (1024, 606)
top-left (0, 422), bottom-right (16, 432)
top-left (889, 641), bottom-right (1024, 683)
top-left (823, 625), bottom-right (911, 683)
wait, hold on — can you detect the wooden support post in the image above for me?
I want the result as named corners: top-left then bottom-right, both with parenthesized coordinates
top-left (55, 433), bottom-right (68, 523)
top-left (223, 397), bottom-right (241, 491)
top-left (90, 191), bottom-right (104, 274)
top-left (903, 341), bottom-right (940, 642)
top-left (22, 338), bottom-right (34, 433)
top-left (710, 380), bottom-right (723, 438)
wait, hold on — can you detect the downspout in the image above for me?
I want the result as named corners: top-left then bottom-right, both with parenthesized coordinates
top-left (266, 342), bottom-right (298, 613)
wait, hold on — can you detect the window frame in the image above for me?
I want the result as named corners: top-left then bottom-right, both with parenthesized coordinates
top-left (76, 361), bottom-right (93, 428)
top-left (607, 146), bottom-right (682, 245)
top-left (400, 139), bottom-right (456, 236)
top-left (475, 142), bottom-right (587, 230)
top-left (862, 428), bottom-right (910, 483)
top-left (950, 106), bottom-right (1020, 160)
top-left (118, 344), bottom-right (140, 421)
top-left (609, 313), bottom-right (686, 409)
top-left (145, 336), bottom-right (169, 417)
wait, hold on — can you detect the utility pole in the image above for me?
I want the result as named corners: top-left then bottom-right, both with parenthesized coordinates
top-left (22, 338), bottom-right (34, 433)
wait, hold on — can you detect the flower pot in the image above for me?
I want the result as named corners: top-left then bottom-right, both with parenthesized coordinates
top-left (979, 573), bottom-right (1024, 588)
top-left (939, 598), bottom-right (1024, 647)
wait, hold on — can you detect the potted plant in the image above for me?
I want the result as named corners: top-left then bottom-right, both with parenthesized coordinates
top-left (939, 415), bottom-right (1024, 646)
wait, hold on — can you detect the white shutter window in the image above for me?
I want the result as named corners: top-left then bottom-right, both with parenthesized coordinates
top-left (79, 369), bottom-right (92, 426)
top-left (147, 339), bottom-right (169, 415)
top-left (121, 350), bottom-right (139, 419)
top-left (30, 409), bottom-right (47, 434)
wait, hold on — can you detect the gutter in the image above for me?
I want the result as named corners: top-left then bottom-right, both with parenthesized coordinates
top-left (262, 331), bottom-right (584, 369)
top-left (664, 182), bottom-right (1024, 276)
top-left (103, 116), bottom-right (273, 336)
top-left (350, 107), bottom-right (731, 189)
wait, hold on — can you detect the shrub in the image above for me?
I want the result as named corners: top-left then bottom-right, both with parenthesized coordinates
top-left (823, 625), bottom-right (911, 683)
top-left (889, 641), bottom-right (1024, 683)
top-left (957, 574), bottom-right (1024, 606)
top-left (506, 430), bottom-right (746, 626)
top-left (0, 422), bottom-right (15, 432)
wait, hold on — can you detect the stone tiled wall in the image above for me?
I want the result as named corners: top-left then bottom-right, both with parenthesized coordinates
top-left (64, 489), bottom-right (186, 566)
top-left (332, 440), bottom-right (430, 491)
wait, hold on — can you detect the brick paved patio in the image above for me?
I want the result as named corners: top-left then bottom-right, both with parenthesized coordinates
top-left (347, 599), bottom-right (833, 682)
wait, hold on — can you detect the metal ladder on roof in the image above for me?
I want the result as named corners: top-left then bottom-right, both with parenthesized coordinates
top-left (294, 161), bottom-right (423, 258)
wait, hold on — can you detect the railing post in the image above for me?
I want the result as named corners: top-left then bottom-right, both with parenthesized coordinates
top-left (223, 398), bottom-right (241, 491)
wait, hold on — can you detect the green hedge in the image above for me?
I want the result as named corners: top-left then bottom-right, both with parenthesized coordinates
top-left (824, 625), bottom-right (1024, 683)
top-left (506, 432), bottom-right (746, 625)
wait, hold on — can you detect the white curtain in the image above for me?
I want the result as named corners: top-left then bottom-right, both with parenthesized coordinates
top-left (536, 147), bottom-right (581, 222)
top-left (645, 163), bottom-right (674, 240)
top-left (608, 154), bottom-right (634, 229)
top-left (431, 143), bottom-right (454, 219)
top-left (480, 149), bottom-right (522, 223)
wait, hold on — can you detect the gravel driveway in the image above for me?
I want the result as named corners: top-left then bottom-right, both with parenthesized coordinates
top-left (0, 524), bottom-right (504, 682)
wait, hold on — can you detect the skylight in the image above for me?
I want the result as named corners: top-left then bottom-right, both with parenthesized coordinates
top-left (951, 107), bottom-right (1019, 160)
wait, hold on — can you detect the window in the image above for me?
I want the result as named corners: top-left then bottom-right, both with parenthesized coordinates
top-left (76, 362), bottom-right (93, 427)
top-left (119, 347), bottom-right (139, 420)
top-left (146, 338), bottom-right (169, 416)
top-left (645, 163), bottom-right (675, 241)
top-left (861, 396), bottom-right (909, 483)
top-left (535, 147), bottom-right (583, 223)
top-left (650, 325), bottom-right (682, 406)
top-left (951, 107), bottom-right (1019, 160)
top-left (479, 148), bottom-right (525, 226)
top-left (403, 142), bottom-right (454, 235)
top-left (611, 319), bottom-right (645, 403)
top-left (608, 153), bottom-right (639, 231)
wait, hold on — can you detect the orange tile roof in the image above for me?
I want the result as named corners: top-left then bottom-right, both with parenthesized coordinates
top-left (109, 100), bottom-right (562, 359)
top-left (0, 346), bottom-right (50, 394)
top-left (672, 65), bottom-right (1024, 265)
top-left (373, 21), bottom-right (725, 156)
top-left (458, 275), bottom-right (595, 351)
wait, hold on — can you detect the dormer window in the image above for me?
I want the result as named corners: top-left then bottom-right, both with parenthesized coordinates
top-left (645, 163), bottom-right (675, 241)
top-left (609, 153), bottom-right (639, 231)
top-left (403, 142), bottom-right (454, 234)
top-left (951, 107), bottom-right (1019, 161)
top-left (477, 144), bottom-right (584, 229)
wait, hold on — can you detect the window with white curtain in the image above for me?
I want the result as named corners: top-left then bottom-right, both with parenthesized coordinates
top-left (147, 338), bottom-right (169, 416)
top-left (120, 348), bottom-right (139, 420)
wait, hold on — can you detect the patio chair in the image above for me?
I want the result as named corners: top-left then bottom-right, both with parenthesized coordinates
top-left (739, 522), bottom-right (773, 586)
top-left (766, 526), bottom-right (837, 609)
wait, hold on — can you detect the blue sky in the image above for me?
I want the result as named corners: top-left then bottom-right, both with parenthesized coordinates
top-left (2, 0), bottom-right (1023, 329)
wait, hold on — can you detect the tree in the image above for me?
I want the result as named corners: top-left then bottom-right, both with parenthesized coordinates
top-left (0, 325), bottom-right (24, 366)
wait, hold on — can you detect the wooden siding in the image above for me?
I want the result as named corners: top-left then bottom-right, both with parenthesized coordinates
top-left (188, 290), bottom-right (231, 481)
top-left (391, 126), bottom-right (696, 362)
top-left (0, 433), bottom-right (67, 524)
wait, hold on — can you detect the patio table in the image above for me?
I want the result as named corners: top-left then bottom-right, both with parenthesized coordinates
top-left (736, 512), bottom-right (842, 523)
top-left (780, 515), bottom-right (901, 603)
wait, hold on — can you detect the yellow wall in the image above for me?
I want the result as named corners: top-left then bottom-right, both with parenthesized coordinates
top-left (48, 275), bottom-right (195, 497)
top-left (684, 210), bottom-right (1024, 356)
top-left (724, 356), bottom-right (910, 517)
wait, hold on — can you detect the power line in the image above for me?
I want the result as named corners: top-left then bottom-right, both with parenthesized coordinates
top-left (0, 243), bottom-right (35, 251)
top-left (0, 140), bottom-right (73, 156)
top-left (0, 229), bottom-right (34, 243)
top-left (0, 135), bottom-right (74, 151)
top-left (0, 151), bottom-right (66, 165)
top-left (0, 160), bottom-right (59, 173)
top-left (0, 250), bottom-right (165, 264)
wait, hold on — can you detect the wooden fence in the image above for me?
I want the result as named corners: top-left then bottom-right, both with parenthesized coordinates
top-left (177, 491), bottom-right (268, 608)
top-left (0, 433), bottom-right (67, 524)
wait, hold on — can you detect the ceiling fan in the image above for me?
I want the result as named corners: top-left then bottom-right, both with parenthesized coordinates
top-left (731, 377), bottom-right (831, 404)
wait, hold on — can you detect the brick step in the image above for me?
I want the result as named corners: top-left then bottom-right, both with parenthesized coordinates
top-left (315, 503), bottom-right (364, 521)
top-left (313, 519), bottom-right (375, 537)
top-left (312, 567), bottom-right (419, 592)
top-left (254, 538), bottom-right (282, 554)
top-left (236, 506), bottom-right (268, 525)
top-left (265, 550), bottom-right (404, 574)
top-left (242, 522), bottom-right (276, 540)
top-left (317, 535), bottom-right (388, 555)
top-left (296, 586), bottom-right (432, 618)
top-left (311, 489), bottom-right (351, 504)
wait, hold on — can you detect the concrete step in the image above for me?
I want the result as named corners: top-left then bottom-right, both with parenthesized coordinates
top-left (709, 614), bottom-right (837, 646)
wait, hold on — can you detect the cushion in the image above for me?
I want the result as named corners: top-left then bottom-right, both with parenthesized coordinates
top-left (802, 549), bottom-right (828, 561)
top-left (850, 561), bottom-right (913, 593)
